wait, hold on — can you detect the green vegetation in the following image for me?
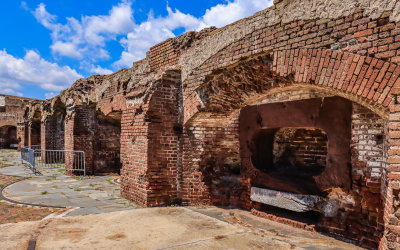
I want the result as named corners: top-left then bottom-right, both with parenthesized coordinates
top-left (106, 178), bottom-right (114, 184)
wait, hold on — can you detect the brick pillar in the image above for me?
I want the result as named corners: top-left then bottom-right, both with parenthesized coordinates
top-left (41, 119), bottom-right (46, 160)
top-left (121, 70), bottom-right (182, 207)
top-left (16, 122), bottom-right (25, 151)
top-left (384, 88), bottom-right (400, 249)
top-left (41, 115), bottom-right (62, 162)
top-left (24, 123), bottom-right (29, 147)
top-left (64, 106), bottom-right (95, 174)
top-left (27, 122), bottom-right (32, 147)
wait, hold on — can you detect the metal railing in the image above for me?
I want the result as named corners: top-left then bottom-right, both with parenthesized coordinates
top-left (21, 146), bottom-right (86, 176)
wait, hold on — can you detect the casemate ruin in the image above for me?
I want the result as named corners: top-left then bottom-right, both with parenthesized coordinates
top-left (5, 0), bottom-right (400, 248)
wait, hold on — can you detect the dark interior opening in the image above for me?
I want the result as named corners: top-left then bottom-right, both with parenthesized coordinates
top-left (94, 111), bottom-right (122, 174)
top-left (31, 110), bottom-right (41, 146)
top-left (251, 127), bottom-right (328, 179)
top-left (258, 203), bottom-right (323, 226)
top-left (0, 126), bottom-right (18, 149)
top-left (52, 100), bottom-right (66, 150)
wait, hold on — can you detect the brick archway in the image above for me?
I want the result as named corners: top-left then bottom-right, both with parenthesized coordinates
top-left (185, 49), bottom-right (398, 124)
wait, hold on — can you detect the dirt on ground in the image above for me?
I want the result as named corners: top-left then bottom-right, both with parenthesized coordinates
top-left (0, 150), bottom-right (60, 224)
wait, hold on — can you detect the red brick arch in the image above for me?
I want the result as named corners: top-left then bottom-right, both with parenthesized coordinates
top-left (184, 49), bottom-right (400, 124)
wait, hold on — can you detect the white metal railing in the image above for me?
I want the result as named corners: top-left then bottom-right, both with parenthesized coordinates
top-left (21, 146), bottom-right (85, 176)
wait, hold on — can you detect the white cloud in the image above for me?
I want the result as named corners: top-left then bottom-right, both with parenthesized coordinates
top-left (116, 0), bottom-right (273, 67)
top-left (45, 92), bottom-right (58, 99)
top-left (20, 1), bottom-right (29, 11)
top-left (32, 0), bottom-right (273, 68)
top-left (114, 7), bottom-right (202, 67)
top-left (50, 41), bottom-right (82, 59)
top-left (0, 49), bottom-right (83, 95)
top-left (80, 61), bottom-right (113, 75)
top-left (201, 0), bottom-right (273, 28)
top-left (0, 88), bottom-right (23, 97)
top-left (90, 65), bottom-right (113, 75)
top-left (33, 1), bottom-right (134, 61)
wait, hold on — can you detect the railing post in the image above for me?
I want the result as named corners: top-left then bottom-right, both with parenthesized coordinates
top-left (29, 149), bottom-right (35, 171)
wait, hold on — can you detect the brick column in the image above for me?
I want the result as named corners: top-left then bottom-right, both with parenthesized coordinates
top-left (41, 115), bottom-right (63, 162)
top-left (16, 122), bottom-right (26, 151)
top-left (65, 106), bottom-right (95, 175)
top-left (383, 88), bottom-right (400, 249)
top-left (121, 70), bottom-right (182, 207)
top-left (41, 118), bottom-right (46, 160)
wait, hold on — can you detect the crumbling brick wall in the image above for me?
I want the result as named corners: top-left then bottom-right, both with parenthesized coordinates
top-left (272, 128), bottom-right (328, 171)
top-left (0, 95), bottom-right (38, 149)
top-left (318, 103), bottom-right (386, 248)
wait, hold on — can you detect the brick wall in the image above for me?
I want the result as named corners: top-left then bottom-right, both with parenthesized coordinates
top-left (65, 106), bottom-right (95, 174)
top-left (40, 115), bottom-right (65, 162)
top-left (273, 128), bottom-right (328, 171)
top-left (385, 88), bottom-right (400, 249)
top-left (94, 114), bottom-right (121, 174)
top-left (0, 95), bottom-right (35, 128)
top-left (120, 107), bottom-right (149, 205)
top-left (182, 7), bottom-right (400, 123)
top-left (0, 125), bottom-right (17, 148)
top-left (148, 39), bottom-right (178, 72)
top-left (181, 87), bottom-right (387, 248)
top-left (121, 70), bottom-right (182, 206)
top-left (29, 121), bottom-right (41, 147)
top-left (16, 123), bottom-right (26, 150)
top-left (317, 103), bottom-right (386, 248)
top-left (182, 113), bottom-right (241, 207)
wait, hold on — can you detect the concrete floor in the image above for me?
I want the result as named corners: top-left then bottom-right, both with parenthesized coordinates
top-left (0, 150), bottom-right (135, 216)
top-left (0, 206), bottom-right (362, 250)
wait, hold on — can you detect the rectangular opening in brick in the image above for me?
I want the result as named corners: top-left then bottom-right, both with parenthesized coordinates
top-left (243, 97), bottom-right (352, 195)
top-left (253, 127), bottom-right (328, 178)
top-left (94, 111), bottom-right (122, 174)
top-left (250, 127), bottom-right (329, 226)
top-left (30, 111), bottom-right (41, 147)
top-left (241, 97), bottom-right (385, 247)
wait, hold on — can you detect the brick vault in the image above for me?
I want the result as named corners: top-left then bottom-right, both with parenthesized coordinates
top-left (5, 0), bottom-right (400, 248)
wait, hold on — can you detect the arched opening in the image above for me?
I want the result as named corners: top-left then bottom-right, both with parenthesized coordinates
top-left (94, 111), bottom-right (122, 174)
top-left (30, 110), bottom-right (41, 147)
top-left (49, 99), bottom-right (66, 150)
top-left (0, 125), bottom-right (18, 149)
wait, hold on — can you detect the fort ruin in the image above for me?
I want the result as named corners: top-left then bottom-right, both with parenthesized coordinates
top-left (2, 0), bottom-right (400, 248)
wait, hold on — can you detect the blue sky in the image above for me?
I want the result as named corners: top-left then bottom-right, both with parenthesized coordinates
top-left (0, 0), bottom-right (272, 99)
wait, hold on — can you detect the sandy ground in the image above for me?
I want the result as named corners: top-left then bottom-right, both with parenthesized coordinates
top-left (0, 206), bottom-right (362, 250)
